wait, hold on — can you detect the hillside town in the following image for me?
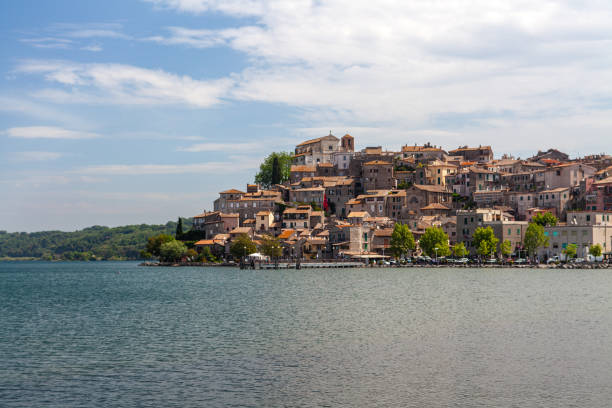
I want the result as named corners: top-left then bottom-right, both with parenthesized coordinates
top-left (190, 133), bottom-right (612, 263)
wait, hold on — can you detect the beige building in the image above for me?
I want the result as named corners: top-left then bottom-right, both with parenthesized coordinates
top-left (192, 211), bottom-right (239, 238)
top-left (485, 220), bottom-right (528, 256)
top-left (426, 160), bottom-right (457, 186)
top-left (456, 209), bottom-right (511, 254)
top-left (255, 210), bottom-right (275, 233)
top-left (540, 211), bottom-right (612, 259)
top-left (363, 160), bottom-right (394, 191)
top-left (543, 163), bottom-right (596, 189)
top-left (537, 187), bottom-right (570, 220)
top-left (449, 145), bottom-right (494, 163)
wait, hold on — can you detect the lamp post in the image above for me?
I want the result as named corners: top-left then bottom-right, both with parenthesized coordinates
top-left (434, 247), bottom-right (438, 263)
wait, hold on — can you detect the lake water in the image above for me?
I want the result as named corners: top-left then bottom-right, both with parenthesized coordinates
top-left (1, 261), bottom-right (612, 407)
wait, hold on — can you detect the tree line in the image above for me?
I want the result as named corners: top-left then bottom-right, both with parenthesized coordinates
top-left (0, 220), bottom-right (190, 261)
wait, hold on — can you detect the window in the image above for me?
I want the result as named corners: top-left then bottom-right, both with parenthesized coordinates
top-left (508, 228), bottom-right (511, 235)
top-left (517, 229), bottom-right (521, 235)
top-left (586, 215), bottom-right (590, 222)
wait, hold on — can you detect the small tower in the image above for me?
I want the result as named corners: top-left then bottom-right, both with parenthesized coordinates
top-left (341, 133), bottom-right (354, 152)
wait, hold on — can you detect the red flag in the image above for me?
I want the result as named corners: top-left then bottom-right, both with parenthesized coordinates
top-left (323, 194), bottom-right (329, 211)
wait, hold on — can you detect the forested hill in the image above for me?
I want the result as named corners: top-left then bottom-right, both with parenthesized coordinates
top-left (0, 219), bottom-right (192, 261)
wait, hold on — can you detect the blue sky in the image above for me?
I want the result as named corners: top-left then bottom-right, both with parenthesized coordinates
top-left (1, 0), bottom-right (612, 231)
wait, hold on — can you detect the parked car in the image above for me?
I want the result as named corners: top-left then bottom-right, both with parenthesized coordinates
top-left (455, 258), bottom-right (469, 264)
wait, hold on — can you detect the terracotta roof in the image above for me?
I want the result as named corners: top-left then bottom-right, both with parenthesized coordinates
top-left (348, 211), bottom-right (369, 218)
top-left (194, 239), bottom-right (215, 246)
top-left (296, 134), bottom-right (338, 147)
top-left (220, 189), bottom-right (245, 194)
top-left (290, 165), bottom-right (316, 172)
top-left (412, 184), bottom-right (449, 193)
top-left (364, 160), bottom-right (392, 166)
top-left (193, 211), bottom-right (219, 218)
top-left (256, 210), bottom-right (272, 216)
top-left (278, 229), bottom-right (296, 239)
top-left (230, 227), bottom-right (253, 234)
top-left (317, 162), bottom-right (334, 167)
top-left (284, 208), bottom-right (311, 214)
top-left (594, 176), bottom-right (612, 185)
top-left (420, 203), bottom-right (451, 210)
top-left (373, 228), bottom-right (393, 237)
top-left (292, 187), bottom-right (325, 192)
top-left (220, 213), bottom-right (239, 218)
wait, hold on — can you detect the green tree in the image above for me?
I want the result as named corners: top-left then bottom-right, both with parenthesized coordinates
top-left (500, 239), bottom-right (513, 258)
top-left (146, 234), bottom-right (175, 257)
top-left (159, 240), bottom-right (187, 262)
top-left (563, 243), bottom-right (577, 260)
top-left (259, 234), bottom-right (283, 258)
top-left (452, 242), bottom-right (468, 258)
top-left (176, 217), bottom-right (183, 238)
top-left (419, 227), bottom-right (451, 257)
top-left (198, 246), bottom-right (218, 263)
top-left (473, 226), bottom-right (499, 258)
top-left (390, 223), bottom-right (416, 258)
top-left (230, 234), bottom-right (257, 259)
top-left (477, 240), bottom-right (491, 258)
top-left (271, 156), bottom-right (281, 185)
top-left (532, 212), bottom-right (558, 227)
top-left (185, 248), bottom-right (198, 261)
top-left (589, 244), bottom-right (603, 258)
top-left (397, 180), bottom-right (413, 190)
top-left (254, 152), bottom-right (293, 188)
top-left (523, 223), bottom-right (549, 258)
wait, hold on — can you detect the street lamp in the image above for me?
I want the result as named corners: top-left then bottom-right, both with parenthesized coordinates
top-left (434, 247), bottom-right (438, 263)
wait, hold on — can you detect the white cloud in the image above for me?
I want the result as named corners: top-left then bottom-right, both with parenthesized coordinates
top-left (20, 23), bottom-right (129, 51)
top-left (177, 142), bottom-right (260, 152)
top-left (20, 37), bottom-right (73, 49)
top-left (144, 0), bottom-right (264, 16)
top-left (12, 151), bottom-right (63, 161)
top-left (81, 44), bottom-right (103, 52)
top-left (17, 60), bottom-right (233, 107)
top-left (4, 126), bottom-right (100, 139)
top-left (145, 0), bottom-right (612, 152)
